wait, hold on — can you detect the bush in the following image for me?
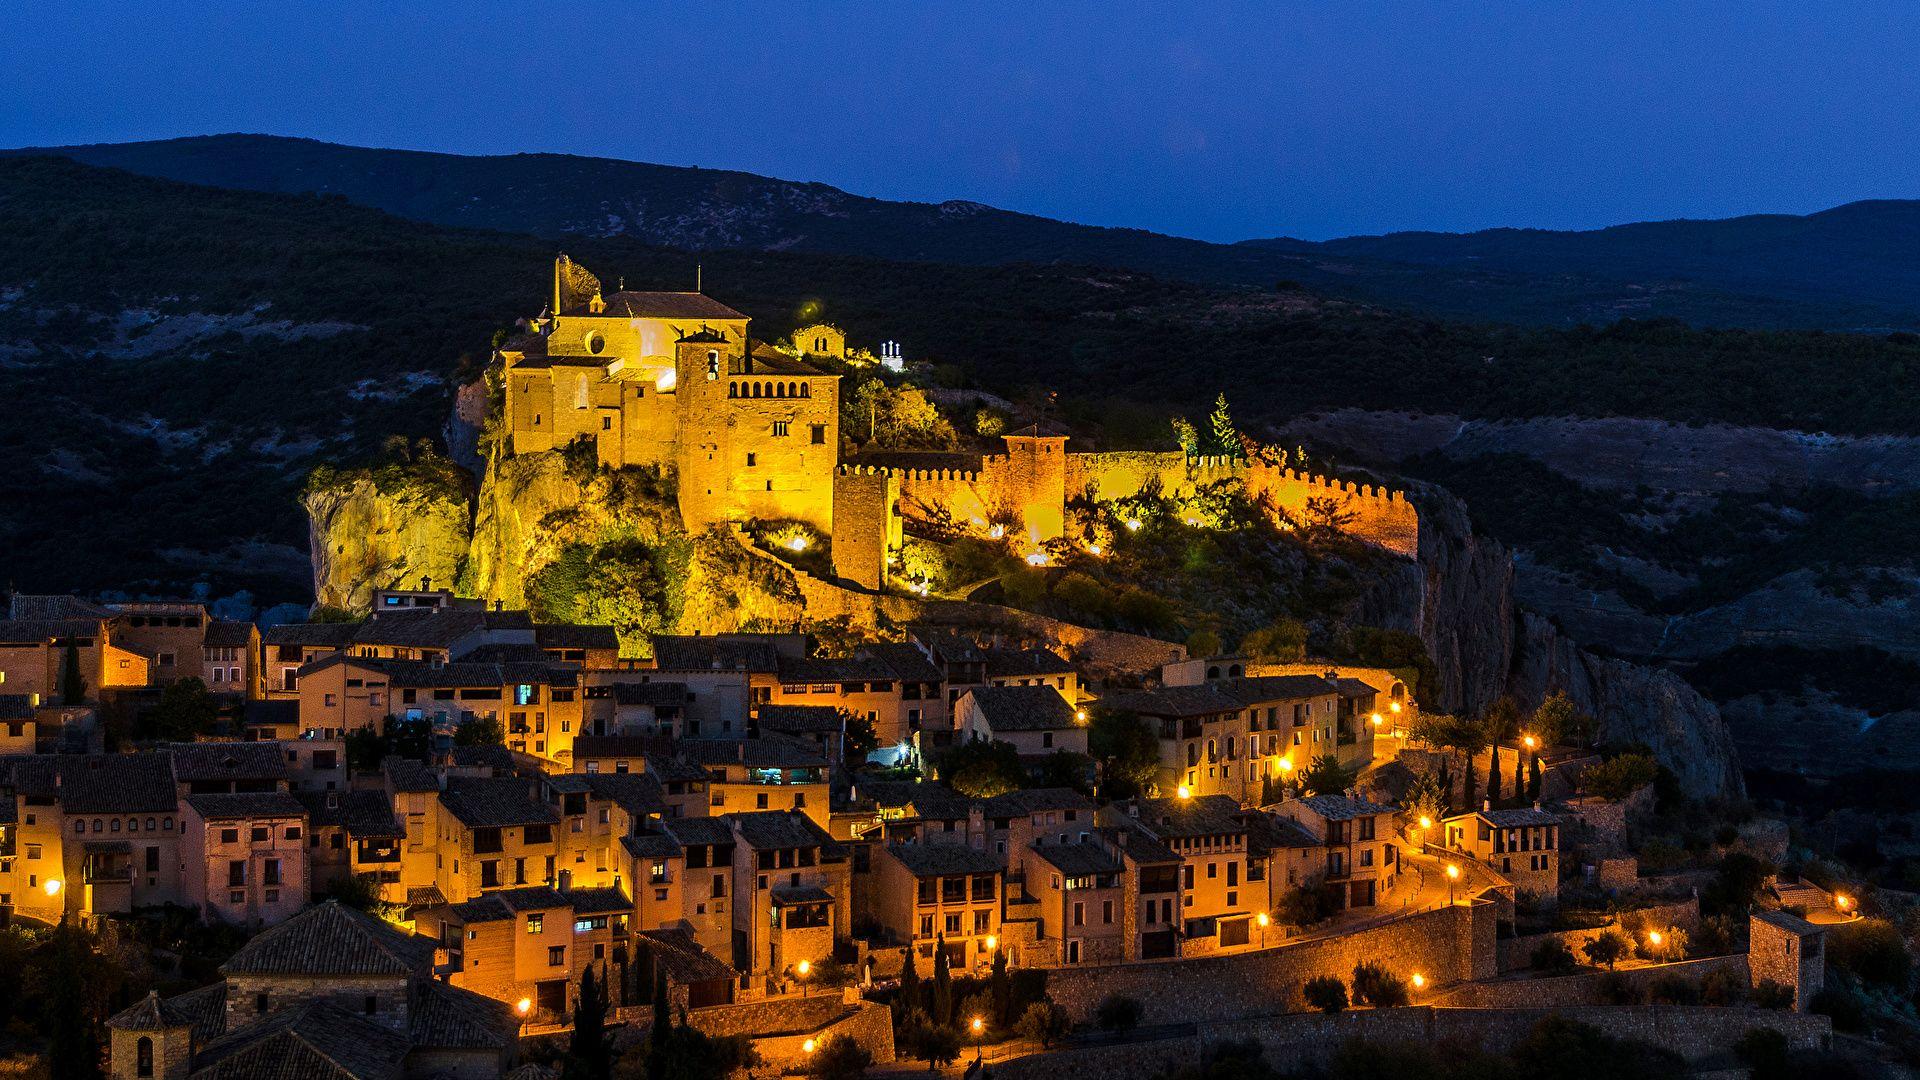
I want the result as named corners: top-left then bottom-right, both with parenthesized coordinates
top-left (1596, 971), bottom-right (1644, 1005)
top-left (1582, 928), bottom-right (1632, 970)
top-left (1094, 994), bottom-right (1143, 1034)
top-left (1350, 962), bottom-right (1410, 1007)
top-left (1701, 968), bottom-right (1747, 1006)
top-left (1811, 986), bottom-right (1867, 1032)
top-left (1014, 1002), bottom-right (1069, 1049)
top-left (1582, 753), bottom-right (1660, 800)
top-left (1827, 917), bottom-right (1912, 988)
top-left (1647, 973), bottom-right (1701, 1005)
top-left (1734, 1027), bottom-right (1793, 1080)
top-left (1750, 979), bottom-right (1797, 1009)
top-left (1531, 937), bottom-right (1578, 974)
top-left (1302, 976), bottom-right (1348, 1014)
top-left (1276, 878), bottom-right (1341, 927)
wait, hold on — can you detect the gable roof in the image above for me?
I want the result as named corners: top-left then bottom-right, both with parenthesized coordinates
top-left (185, 792), bottom-right (307, 821)
top-left (438, 777), bottom-right (557, 829)
top-left (1211, 674), bottom-right (1340, 706)
top-left (409, 978), bottom-right (518, 1051)
top-left (190, 999), bottom-right (410, 1080)
top-left (983, 646), bottom-right (1074, 678)
top-left (755, 704), bottom-right (844, 734)
top-left (296, 790), bottom-right (402, 838)
top-left (1134, 794), bottom-right (1248, 838)
top-left (885, 842), bottom-right (1006, 876)
top-left (166, 741), bottom-right (290, 782)
top-left (1028, 841), bottom-right (1123, 877)
top-left (1101, 684), bottom-right (1240, 719)
top-left (727, 810), bottom-right (834, 851)
top-left (8, 594), bottom-right (112, 620)
top-left (221, 901), bottom-right (435, 978)
top-left (965, 684), bottom-right (1077, 732)
top-left (533, 623), bottom-right (620, 651)
top-left (56, 753), bottom-right (179, 814)
top-left (650, 635), bottom-right (781, 672)
top-left (203, 619), bottom-right (257, 648)
top-left (1291, 793), bottom-right (1398, 821)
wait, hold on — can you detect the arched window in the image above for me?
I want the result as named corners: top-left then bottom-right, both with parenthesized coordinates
top-left (73, 821), bottom-right (84, 834)
top-left (136, 1036), bottom-right (153, 1078)
top-left (1206, 666), bottom-right (1220, 679)
top-left (728, 384), bottom-right (738, 399)
top-left (800, 384), bottom-right (810, 398)
top-left (146, 817), bottom-right (156, 831)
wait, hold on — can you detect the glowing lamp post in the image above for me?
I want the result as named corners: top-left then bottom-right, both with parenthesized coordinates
top-left (1410, 973), bottom-right (1427, 992)
top-left (1176, 784), bottom-right (1192, 800)
top-left (796, 958), bottom-right (811, 997)
top-left (515, 996), bottom-right (532, 1032)
top-left (1124, 519), bottom-right (1142, 532)
top-left (1445, 863), bottom-right (1460, 905)
top-left (1256, 910), bottom-right (1271, 948)
top-left (1835, 894), bottom-right (1855, 917)
top-left (42, 877), bottom-right (61, 897)
top-left (971, 1017), bottom-right (984, 1063)
top-left (802, 1038), bottom-right (817, 1055)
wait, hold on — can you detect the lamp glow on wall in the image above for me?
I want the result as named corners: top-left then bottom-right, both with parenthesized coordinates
top-left (42, 878), bottom-right (61, 897)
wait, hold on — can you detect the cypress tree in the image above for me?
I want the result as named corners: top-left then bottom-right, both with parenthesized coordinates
top-left (989, 946), bottom-right (1010, 1025)
top-left (1486, 744), bottom-right (1502, 808)
top-left (647, 967), bottom-right (670, 1080)
top-left (60, 640), bottom-right (85, 706)
top-left (1529, 757), bottom-right (1544, 802)
top-left (930, 936), bottom-right (952, 1025)
top-left (47, 917), bottom-right (101, 1080)
top-left (1515, 749), bottom-right (1528, 803)
top-left (898, 945), bottom-right (921, 1017)
top-left (563, 965), bottom-right (613, 1080)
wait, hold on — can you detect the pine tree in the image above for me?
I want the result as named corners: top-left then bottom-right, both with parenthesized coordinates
top-left (60, 640), bottom-right (85, 706)
top-left (563, 965), bottom-right (613, 1080)
top-left (1207, 393), bottom-right (1240, 459)
top-left (930, 936), bottom-right (952, 1025)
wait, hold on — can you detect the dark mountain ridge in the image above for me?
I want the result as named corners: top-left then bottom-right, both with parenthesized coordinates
top-left (12, 133), bottom-right (1918, 330)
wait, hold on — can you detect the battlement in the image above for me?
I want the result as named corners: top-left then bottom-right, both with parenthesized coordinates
top-left (839, 462), bottom-right (983, 484)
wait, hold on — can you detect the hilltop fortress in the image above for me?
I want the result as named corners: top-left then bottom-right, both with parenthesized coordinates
top-left (498, 256), bottom-right (1418, 591)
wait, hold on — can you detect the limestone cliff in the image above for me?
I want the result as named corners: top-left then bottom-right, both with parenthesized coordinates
top-left (305, 473), bottom-right (471, 613)
top-left (1409, 481), bottom-right (1744, 799)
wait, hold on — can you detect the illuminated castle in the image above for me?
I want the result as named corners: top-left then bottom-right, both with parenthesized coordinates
top-left (501, 256), bottom-right (839, 534)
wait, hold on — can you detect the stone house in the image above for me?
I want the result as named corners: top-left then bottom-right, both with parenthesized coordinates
top-left (1440, 805), bottom-right (1561, 901)
top-left (953, 684), bottom-right (1086, 762)
top-left (1270, 793), bottom-right (1402, 912)
top-left (681, 734), bottom-right (831, 828)
top-left (200, 619), bottom-right (259, 699)
top-left (871, 840), bottom-right (1005, 973)
top-left (106, 900), bottom-right (518, 1079)
top-left (421, 883), bottom-right (632, 1021)
top-left (180, 792), bottom-right (310, 926)
top-left (728, 810), bottom-right (849, 993)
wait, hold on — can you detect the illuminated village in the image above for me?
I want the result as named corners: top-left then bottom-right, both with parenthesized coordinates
top-left (0, 260), bottom-right (1847, 1079)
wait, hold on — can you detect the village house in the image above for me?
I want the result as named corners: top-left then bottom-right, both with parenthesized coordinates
top-left (1441, 804), bottom-right (1561, 900)
top-left (953, 684), bottom-right (1087, 763)
top-left (421, 883), bottom-right (634, 1022)
top-left (298, 789), bottom-right (405, 900)
top-left (180, 792), bottom-right (310, 925)
top-left (727, 811), bottom-right (849, 994)
top-left (682, 734), bottom-right (831, 828)
top-left (106, 900), bottom-right (519, 1080)
top-left (869, 841), bottom-right (1004, 972)
top-left (1269, 793), bottom-right (1402, 912)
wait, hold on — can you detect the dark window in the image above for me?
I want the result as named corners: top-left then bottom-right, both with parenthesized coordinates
top-left (137, 1036), bottom-right (153, 1077)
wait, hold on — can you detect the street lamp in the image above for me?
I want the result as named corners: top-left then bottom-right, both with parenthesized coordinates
top-left (1445, 863), bottom-right (1460, 905)
top-left (1256, 910), bottom-right (1271, 948)
top-left (985, 934), bottom-right (998, 953)
top-left (42, 878), bottom-right (61, 897)
top-left (795, 959), bottom-right (811, 998)
top-left (1410, 973), bottom-right (1426, 991)
top-left (971, 1016), bottom-right (985, 1064)
top-left (802, 1038), bottom-right (817, 1055)
top-left (1835, 894), bottom-right (1855, 917)
top-left (1176, 784), bottom-right (1192, 800)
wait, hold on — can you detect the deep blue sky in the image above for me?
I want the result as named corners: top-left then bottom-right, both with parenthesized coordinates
top-left (6, 1), bottom-right (1919, 242)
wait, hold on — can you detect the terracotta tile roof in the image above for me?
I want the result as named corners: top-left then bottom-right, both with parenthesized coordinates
top-left (1245, 810), bottom-right (1320, 852)
top-left (982, 788), bottom-right (1095, 815)
top-left (568, 885), bottom-right (634, 915)
top-left (354, 607), bottom-right (532, 649)
top-left (661, 816), bottom-right (735, 849)
top-left (1134, 794), bottom-right (1248, 838)
top-left (533, 623), bottom-right (620, 651)
top-left (409, 978), bottom-right (518, 1051)
top-left (202, 619), bottom-right (257, 648)
top-left (165, 741), bottom-right (288, 782)
top-left (1291, 793), bottom-right (1398, 821)
top-left (965, 685), bottom-right (1077, 732)
top-left (775, 654), bottom-right (898, 684)
top-left (1027, 841), bottom-right (1122, 877)
top-left (678, 734), bottom-right (826, 769)
top-left (0, 695), bottom-right (34, 721)
top-left (221, 900), bottom-right (435, 978)
top-left (983, 646), bottom-right (1074, 678)
top-left (729, 810), bottom-right (835, 851)
top-left (1101, 684), bottom-right (1240, 718)
top-left (853, 642), bottom-right (945, 683)
top-left (448, 885), bottom-right (569, 922)
top-left (0, 618), bottom-right (106, 643)
top-left (56, 753), bottom-right (179, 814)
top-left (164, 981), bottom-right (230, 1042)
top-left (7, 594), bottom-right (112, 620)
top-left (771, 884), bottom-right (833, 905)
top-left (383, 757), bottom-right (439, 793)
top-left (185, 792), bottom-right (307, 820)
top-left (261, 622), bottom-right (358, 647)
top-left (562, 291), bottom-right (746, 321)
top-left (636, 927), bottom-right (737, 984)
top-left (622, 832), bottom-right (683, 859)
top-left (296, 790), bottom-right (402, 838)
top-left (438, 777), bottom-right (557, 829)
top-left (755, 704), bottom-right (845, 734)
top-left (571, 735), bottom-right (660, 759)
top-left (190, 999), bottom-right (410, 1080)
top-left (1211, 675), bottom-right (1340, 705)
top-left (580, 772), bottom-right (666, 817)
top-left (885, 841), bottom-right (1005, 877)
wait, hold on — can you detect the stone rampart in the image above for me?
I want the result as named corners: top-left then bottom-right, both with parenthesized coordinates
top-left (1041, 900), bottom-right (1496, 1025)
top-left (1497, 897), bottom-right (1700, 972)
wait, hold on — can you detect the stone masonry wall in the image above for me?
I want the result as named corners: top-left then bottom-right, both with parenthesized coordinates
top-left (831, 469), bottom-right (897, 590)
top-left (1042, 900), bottom-right (1496, 1025)
top-left (989, 1005), bottom-right (1829, 1080)
top-left (1434, 954), bottom-right (1748, 1009)
top-left (1497, 897), bottom-right (1700, 973)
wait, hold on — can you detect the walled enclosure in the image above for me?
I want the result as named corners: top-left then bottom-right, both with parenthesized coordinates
top-left (859, 446), bottom-right (1419, 564)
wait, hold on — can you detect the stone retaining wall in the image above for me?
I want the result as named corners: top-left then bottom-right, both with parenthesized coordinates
top-left (989, 1005), bottom-right (1827, 1080)
top-left (1043, 900), bottom-right (1497, 1025)
top-left (1498, 897), bottom-right (1700, 973)
top-left (1434, 954), bottom-right (1748, 1009)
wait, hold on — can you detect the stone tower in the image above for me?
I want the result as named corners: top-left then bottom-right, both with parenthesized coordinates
top-left (107, 992), bottom-right (193, 1080)
top-left (1749, 909), bottom-right (1825, 1010)
top-left (1000, 424), bottom-right (1070, 546)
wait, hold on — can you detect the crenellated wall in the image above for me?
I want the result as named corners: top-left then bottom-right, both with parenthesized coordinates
top-left (852, 442), bottom-right (1419, 559)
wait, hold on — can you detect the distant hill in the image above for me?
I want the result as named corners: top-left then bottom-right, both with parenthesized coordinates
top-left (8, 154), bottom-right (1920, 605)
top-left (11, 134), bottom-right (1915, 330)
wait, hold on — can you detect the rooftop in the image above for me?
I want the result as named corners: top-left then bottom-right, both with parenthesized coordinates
top-left (221, 900), bottom-right (436, 978)
top-left (438, 777), bottom-right (558, 828)
top-left (885, 842), bottom-right (1006, 877)
top-left (965, 684), bottom-right (1078, 732)
top-left (185, 792), bottom-right (307, 821)
top-left (561, 290), bottom-right (747, 322)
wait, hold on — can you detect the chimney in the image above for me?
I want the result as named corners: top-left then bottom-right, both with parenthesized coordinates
top-left (421, 576), bottom-right (433, 592)
top-left (1482, 799), bottom-right (1491, 812)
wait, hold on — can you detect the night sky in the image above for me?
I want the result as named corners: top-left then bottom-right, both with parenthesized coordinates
top-left (6, 1), bottom-right (1920, 242)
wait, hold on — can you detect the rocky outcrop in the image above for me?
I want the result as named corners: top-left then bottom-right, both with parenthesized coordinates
top-left (305, 476), bottom-right (470, 612)
top-left (1409, 481), bottom-right (1744, 800)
